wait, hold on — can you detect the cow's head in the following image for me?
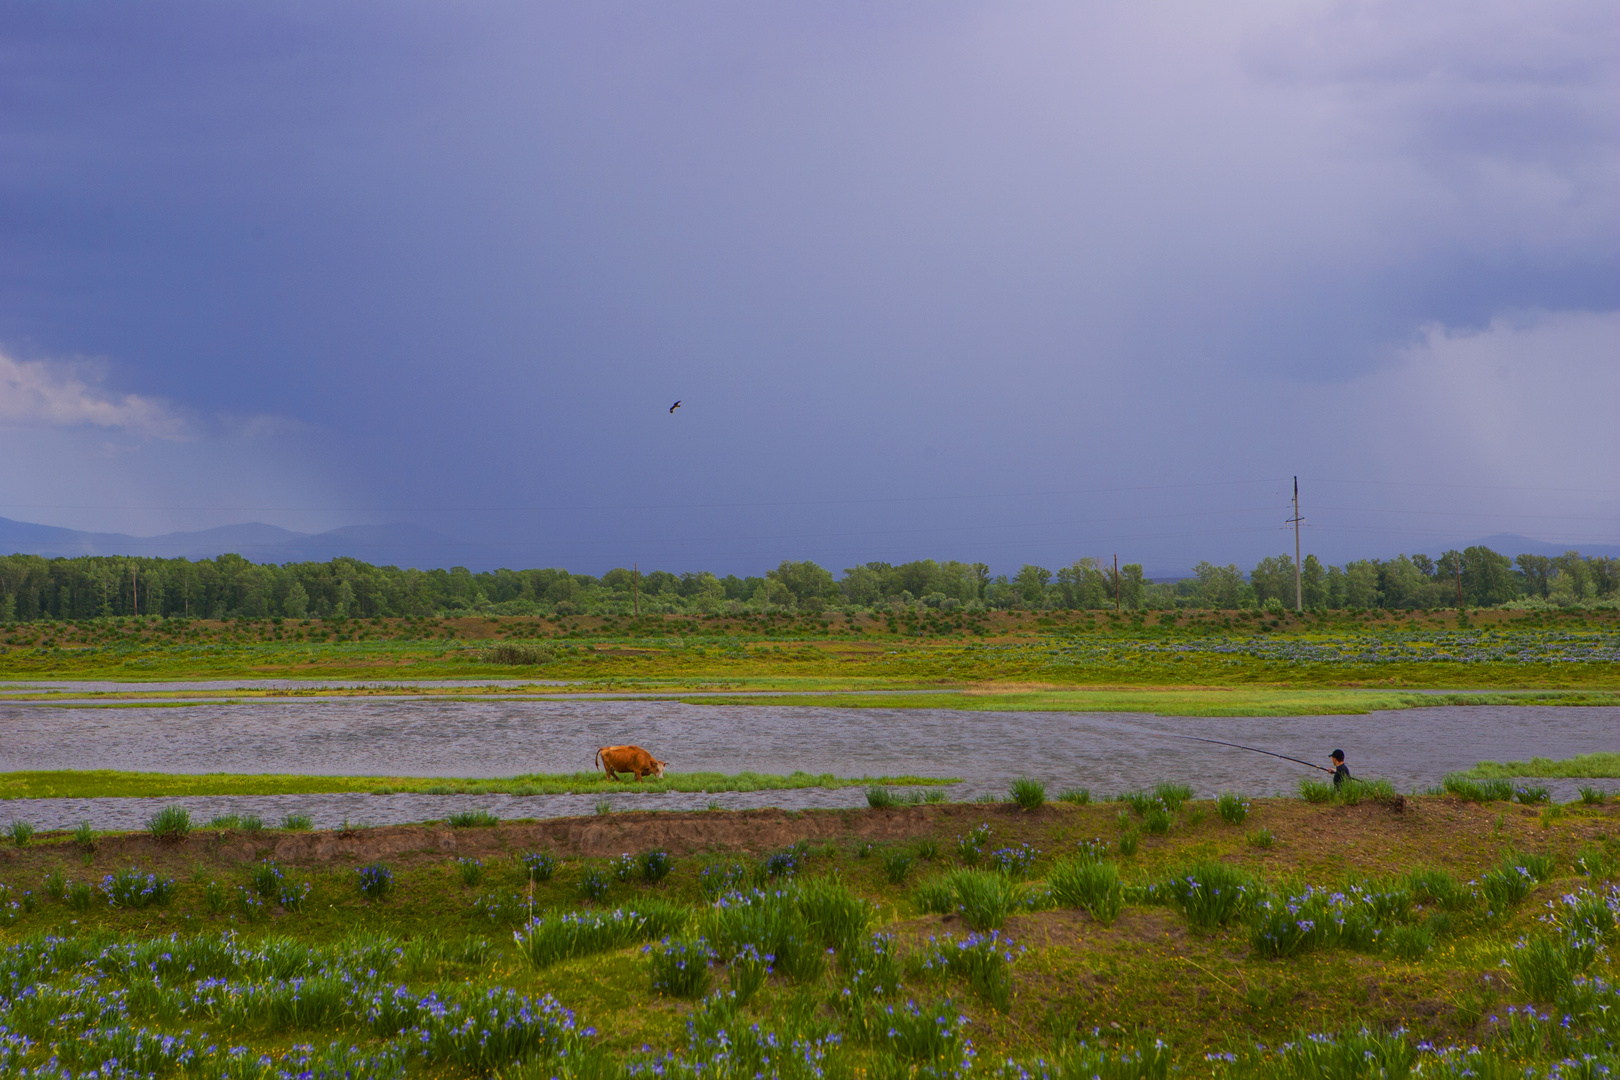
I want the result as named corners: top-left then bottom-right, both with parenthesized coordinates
top-left (652, 759), bottom-right (667, 778)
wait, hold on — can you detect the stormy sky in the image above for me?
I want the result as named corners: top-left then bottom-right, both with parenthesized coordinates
top-left (1, 1), bottom-right (1615, 576)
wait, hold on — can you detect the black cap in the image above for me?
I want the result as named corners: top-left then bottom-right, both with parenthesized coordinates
top-left (1330, 749), bottom-right (1345, 761)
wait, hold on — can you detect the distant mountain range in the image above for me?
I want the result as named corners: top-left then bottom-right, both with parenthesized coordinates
top-left (0, 516), bottom-right (518, 571)
top-left (0, 516), bottom-right (1613, 575)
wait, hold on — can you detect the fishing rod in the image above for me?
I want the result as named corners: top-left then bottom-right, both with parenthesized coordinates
top-left (1146, 732), bottom-right (1334, 774)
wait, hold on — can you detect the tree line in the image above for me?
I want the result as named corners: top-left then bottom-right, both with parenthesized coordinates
top-left (0, 546), bottom-right (1612, 623)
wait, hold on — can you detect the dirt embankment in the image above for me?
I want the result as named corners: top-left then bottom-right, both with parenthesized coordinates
top-left (3, 795), bottom-right (1611, 880)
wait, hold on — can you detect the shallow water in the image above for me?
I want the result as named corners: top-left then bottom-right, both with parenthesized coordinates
top-left (1, 699), bottom-right (1613, 829)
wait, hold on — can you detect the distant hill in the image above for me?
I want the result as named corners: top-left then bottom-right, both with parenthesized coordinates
top-left (0, 516), bottom-right (522, 571)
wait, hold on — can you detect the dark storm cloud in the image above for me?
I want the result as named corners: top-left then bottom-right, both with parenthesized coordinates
top-left (0, 1), bottom-right (1614, 574)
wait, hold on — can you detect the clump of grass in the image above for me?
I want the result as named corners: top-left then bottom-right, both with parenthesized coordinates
top-left (279, 812), bottom-right (313, 831)
top-left (146, 804), bottom-right (191, 842)
top-left (1574, 844), bottom-right (1616, 879)
top-left (516, 902), bottom-right (687, 968)
top-left (986, 844), bottom-right (1040, 879)
top-left (914, 838), bottom-right (940, 861)
top-left (1117, 830), bottom-right (1141, 856)
top-left (1405, 867), bottom-right (1471, 911)
top-left (1513, 785), bottom-right (1551, 805)
top-left (356, 864), bottom-right (394, 900)
top-left (1383, 923), bottom-right (1435, 960)
top-left (762, 844), bottom-right (807, 880)
top-left (578, 867), bottom-right (612, 902)
top-left (1117, 791), bottom-right (1161, 815)
top-left (913, 869), bottom-right (1023, 931)
top-left (447, 809), bottom-right (500, 828)
top-left (72, 821), bottom-right (96, 851)
top-left (42, 869), bottom-right (66, 901)
top-left (1443, 774), bottom-right (1515, 803)
top-left (1249, 884), bottom-right (1387, 957)
top-left (594, 800), bottom-right (612, 816)
top-left (65, 880), bottom-right (95, 912)
top-left (1479, 852), bottom-right (1554, 913)
top-left (7, 820), bottom-right (33, 847)
top-left (1510, 934), bottom-right (1596, 1001)
top-left (1057, 787), bottom-right (1091, 805)
top-left (699, 861), bottom-right (750, 899)
top-left (1298, 778), bottom-right (1333, 804)
top-left (726, 942), bottom-right (772, 1004)
top-left (1143, 806), bottom-right (1172, 835)
top-left (1009, 777), bottom-right (1046, 810)
top-left (520, 851), bottom-right (558, 882)
top-left (955, 823), bottom-right (991, 866)
top-left (639, 851), bottom-right (675, 884)
top-left (883, 849), bottom-right (913, 885)
top-left (250, 860), bottom-right (285, 899)
top-left (457, 858), bottom-right (485, 887)
top-left (645, 935), bottom-right (714, 999)
top-left (914, 931), bottom-right (1020, 1011)
top-left (1153, 782), bottom-right (1193, 811)
top-left (1151, 861), bottom-right (1256, 932)
top-left (1216, 792), bottom-right (1250, 825)
top-left (867, 786), bottom-right (898, 809)
top-left (102, 868), bottom-right (176, 909)
top-left (704, 887), bottom-right (828, 982)
top-left (1577, 786), bottom-right (1607, 806)
top-left (1048, 856), bottom-right (1124, 925)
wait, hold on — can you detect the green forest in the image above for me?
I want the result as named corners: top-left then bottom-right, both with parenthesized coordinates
top-left (0, 545), bottom-right (1613, 623)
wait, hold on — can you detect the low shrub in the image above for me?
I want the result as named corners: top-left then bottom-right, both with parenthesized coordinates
top-left (357, 864), bottom-right (395, 901)
top-left (1216, 793), bottom-right (1250, 825)
top-left (485, 642), bottom-right (556, 665)
top-left (146, 804), bottom-right (191, 842)
top-left (447, 809), bottom-right (500, 828)
top-left (1048, 856), bottom-right (1124, 926)
top-left (645, 935), bottom-right (714, 999)
top-left (1010, 777), bottom-right (1046, 811)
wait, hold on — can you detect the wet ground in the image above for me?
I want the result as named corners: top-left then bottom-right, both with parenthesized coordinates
top-left (1, 698), bottom-right (1613, 830)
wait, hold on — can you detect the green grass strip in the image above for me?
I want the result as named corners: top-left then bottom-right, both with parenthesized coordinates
top-left (0, 769), bottom-right (956, 800)
top-left (687, 688), bottom-right (1620, 717)
top-left (1464, 752), bottom-right (1620, 779)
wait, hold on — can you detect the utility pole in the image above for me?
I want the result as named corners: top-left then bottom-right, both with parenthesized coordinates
top-left (1113, 554), bottom-right (1120, 612)
top-left (131, 563), bottom-right (138, 618)
top-left (1455, 560), bottom-right (1464, 609)
top-left (1288, 476), bottom-right (1304, 612)
top-left (632, 563), bottom-right (640, 619)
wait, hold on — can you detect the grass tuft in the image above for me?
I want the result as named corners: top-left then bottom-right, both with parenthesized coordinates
top-left (1009, 777), bottom-right (1046, 810)
top-left (146, 804), bottom-right (191, 842)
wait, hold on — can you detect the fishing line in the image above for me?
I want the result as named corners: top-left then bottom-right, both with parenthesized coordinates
top-left (1138, 731), bottom-right (1334, 774)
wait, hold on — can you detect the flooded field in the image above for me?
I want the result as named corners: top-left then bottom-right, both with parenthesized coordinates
top-left (2, 698), bottom-right (1614, 829)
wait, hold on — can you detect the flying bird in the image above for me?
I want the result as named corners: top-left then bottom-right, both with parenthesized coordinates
top-left (669, 400), bottom-right (681, 413)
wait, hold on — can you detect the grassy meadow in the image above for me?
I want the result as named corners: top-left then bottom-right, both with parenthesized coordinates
top-left (0, 607), bottom-right (1615, 712)
top-left (1, 784), bottom-right (1617, 1078)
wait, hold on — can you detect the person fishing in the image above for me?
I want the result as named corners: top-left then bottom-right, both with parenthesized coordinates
top-left (1330, 749), bottom-right (1352, 788)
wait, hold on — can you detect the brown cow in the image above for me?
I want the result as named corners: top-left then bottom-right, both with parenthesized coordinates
top-left (596, 745), bottom-right (667, 782)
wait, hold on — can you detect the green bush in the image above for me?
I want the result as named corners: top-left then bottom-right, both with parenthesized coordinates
top-left (1118, 830), bottom-right (1141, 856)
top-left (726, 942), bottom-right (772, 1004)
top-left (72, 821), bottom-right (96, 850)
top-left (1143, 807), bottom-right (1172, 835)
top-left (102, 868), bottom-right (177, 909)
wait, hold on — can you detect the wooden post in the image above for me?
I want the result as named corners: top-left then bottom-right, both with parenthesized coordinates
top-left (1114, 554), bottom-right (1119, 612)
